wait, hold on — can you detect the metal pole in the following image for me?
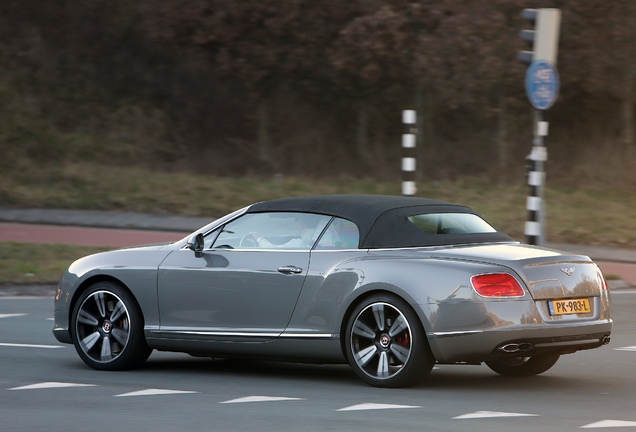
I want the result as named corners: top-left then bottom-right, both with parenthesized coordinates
top-left (525, 110), bottom-right (548, 246)
top-left (402, 110), bottom-right (417, 196)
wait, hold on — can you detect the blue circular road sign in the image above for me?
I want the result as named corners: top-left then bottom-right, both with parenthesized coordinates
top-left (525, 60), bottom-right (560, 110)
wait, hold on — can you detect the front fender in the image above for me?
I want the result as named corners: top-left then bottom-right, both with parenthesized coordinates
top-left (53, 246), bottom-right (174, 344)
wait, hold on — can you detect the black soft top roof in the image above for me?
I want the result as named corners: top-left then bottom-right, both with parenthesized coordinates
top-left (247, 195), bottom-right (513, 249)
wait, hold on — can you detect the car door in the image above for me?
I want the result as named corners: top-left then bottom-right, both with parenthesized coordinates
top-left (157, 212), bottom-right (331, 342)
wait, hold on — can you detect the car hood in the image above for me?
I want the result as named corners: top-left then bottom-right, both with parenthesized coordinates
top-left (431, 243), bottom-right (604, 299)
top-left (67, 243), bottom-right (174, 276)
top-left (117, 242), bottom-right (174, 250)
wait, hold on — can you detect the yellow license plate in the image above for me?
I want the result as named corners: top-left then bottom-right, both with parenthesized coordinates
top-left (548, 298), bottom-right (591, 315)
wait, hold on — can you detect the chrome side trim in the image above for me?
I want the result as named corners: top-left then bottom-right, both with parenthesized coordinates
top-left (310, 249), bottom-right (361, 253)
top-left (206, 248), bottom-right (312, 253)
top-left (428, 330), bottom-right (484, 338)
top-left (158, 330), bottom-right (335, 339)
top-left (162, 330), bottom-right (280, 337)
top-left (279, 333), bottom-right (335, 338)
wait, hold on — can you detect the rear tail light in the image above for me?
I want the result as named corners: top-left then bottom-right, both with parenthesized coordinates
top-left (596, 268), bottom-right (609, 291)
top-left (471, 273), bottom-right (525, 297)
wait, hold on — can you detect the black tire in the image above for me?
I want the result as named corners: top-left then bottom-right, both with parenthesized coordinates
top-left (71, 281), bottom-right (151, 370)
top-left (344, 294), bottom-right (434, 388)
top-left (485, 354), bottom-right (560, 377)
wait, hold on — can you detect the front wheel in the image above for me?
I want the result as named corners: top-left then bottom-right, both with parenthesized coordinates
top-left (345, 294), bottom-right (434, 388)
top-left (71, 281), bottom-right (151, 370)
top-left (485, 354), bottom-right (560, 377)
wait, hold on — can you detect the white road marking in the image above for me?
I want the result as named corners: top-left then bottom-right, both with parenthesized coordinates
top-left (114, 389), bottom-right (200, 397)
top-left (220, 396), bottom-right (305, 404)
top-left (0, 342), bottom-right (63, 349)
top-left (336, 403), bottom-right (420, 412)
top-left (615, 346), bottom-right (636, 352)
top-left (580, 420), bottom-right (636, 428)
top-left (0, 314), bottom-right (27, 318)
top-left (9, 382), bottom-right (96, 390)
top-left (453, 411), bottom-right (539, 419)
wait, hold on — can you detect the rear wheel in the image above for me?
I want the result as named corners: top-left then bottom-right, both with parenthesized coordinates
top-left (71, 281), bottom-right (151, 370)
top-left (485, 354), bottom-right (560, 377)
top-left (345, 294), bottom-right (434, 388)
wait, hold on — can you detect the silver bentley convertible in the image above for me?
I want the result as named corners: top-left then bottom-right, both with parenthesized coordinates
top-left (53, 195), bottom-right (612, 387)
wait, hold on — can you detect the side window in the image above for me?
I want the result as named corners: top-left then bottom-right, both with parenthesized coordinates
top-left (315, 218), bottom-right (359, 250)
top-left (211, 212), bottom-right (331, 250)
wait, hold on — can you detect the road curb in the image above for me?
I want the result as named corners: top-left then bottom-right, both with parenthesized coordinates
top-left (0, 208), bottom-right (211, 233)
top-left (0, 285), bottom-right (57, 297)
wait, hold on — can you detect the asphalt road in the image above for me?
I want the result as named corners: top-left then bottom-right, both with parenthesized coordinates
top-left (2, 292), bottom-right (636, 432)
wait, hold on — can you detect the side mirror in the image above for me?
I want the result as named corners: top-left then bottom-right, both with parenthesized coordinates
top-left (186, 233), bottom-right (205, 258)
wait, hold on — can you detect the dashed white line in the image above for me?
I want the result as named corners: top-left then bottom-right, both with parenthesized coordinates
top-left (0, 314), bottom-right (27, 318)
top-left (9, 382), bottom-right (97, 390)
top-left (453, 411), bottom-right (539, 419)
top-left (0, 342), bottom-right (63, 349)
top-left (114, 389), bottom-right (200, 397)
top-left (580, 420), bottom-right (636, 428)
top-left (221, 396), bottom-right (305, 404)
top-left (614, 346), bottom-right (636, 352)
top-left (336, 403), bottom-right (420, 412)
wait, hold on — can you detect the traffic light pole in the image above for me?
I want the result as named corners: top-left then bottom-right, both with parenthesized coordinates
top-left (519, 8), bottom-right (560, 246)
top-left (526, 110), bottom-right (548, 246)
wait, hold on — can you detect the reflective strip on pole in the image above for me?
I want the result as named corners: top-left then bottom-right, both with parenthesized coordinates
top-left (402, 134), bottom-right (416, 148)
top-left (402, 157), bottom-right (416, 172)
top-left (528, 146), bottom-right (547, 162)
top-left (402, 181), bottom-right (416, 196)
top-left (525, 221), bottom-right (542, 237)
top-left (526, 196), bottom-right (542, 211)
top-left (528, 171), bottom-right (544, 186)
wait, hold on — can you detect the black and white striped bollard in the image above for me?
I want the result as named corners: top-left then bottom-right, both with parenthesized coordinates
top-left (402, 110), bottom-right (417, 196)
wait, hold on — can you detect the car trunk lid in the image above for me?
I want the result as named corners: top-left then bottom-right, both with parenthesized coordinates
top-left (431, 243), bottom-right (604, 299)
top-left (521, 260), bottom-right (602, 300)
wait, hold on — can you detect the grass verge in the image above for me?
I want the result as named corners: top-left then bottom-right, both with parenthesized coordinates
top-left (1, 164), bottom-right (635, 286)
top-left (0, 242), bottom-right (112, 285)
top-left (2, 163), bottom-right (635, 246)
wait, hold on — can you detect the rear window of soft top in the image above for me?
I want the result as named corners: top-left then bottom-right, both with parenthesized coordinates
top-left (408, 213), bottom-right (497, 235)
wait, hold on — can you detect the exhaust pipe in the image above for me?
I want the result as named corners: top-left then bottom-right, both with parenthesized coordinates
top-left (602, 335), bottom-right (611, 345)
top-left (499, 342), bottom-right (534, 354)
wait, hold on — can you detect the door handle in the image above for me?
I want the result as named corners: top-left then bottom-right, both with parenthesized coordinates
top-left (278, 266), bottom-right (303, 275)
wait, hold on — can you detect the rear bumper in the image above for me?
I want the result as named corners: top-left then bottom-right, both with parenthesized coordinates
top-left (428, 320), bottom-right (613, 363)
top-left (490, 331), bottom-right (610, 358)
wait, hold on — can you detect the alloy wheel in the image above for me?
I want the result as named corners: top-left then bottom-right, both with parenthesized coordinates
top-left (75, 290), bottom-right (131, 364)
top-left (350, 302), bottom-right (413, 381)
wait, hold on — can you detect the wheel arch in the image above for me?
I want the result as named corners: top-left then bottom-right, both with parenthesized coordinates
top-left (338, 286), bottom-right (433, 361)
